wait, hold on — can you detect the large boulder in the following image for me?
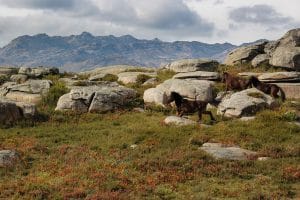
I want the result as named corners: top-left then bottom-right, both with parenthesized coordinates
top-left (162, 59), bottom-right (219, 72)
top-left (173, 71), bottom-right (220, 80)
top-left (217, 88), bottom-right (275, 118)
top-left (269, 47), bottom-right (300, 70)
top-left (251, 54), bottom-right (270, 67)
top-left (143, 79), bottom-right (214, 106)
top-left (55, 83), bottom-right (136, 113)
top-left (8, 79), bottom-right (52, 95)
top-left (224, 42), bottom-right (266, 65)
top-left (0, 79), bottom-right (52, 104)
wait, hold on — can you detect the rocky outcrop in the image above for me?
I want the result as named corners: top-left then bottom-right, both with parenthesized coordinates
top-left (200, 143), bottom-right (257, 160)
top-left (0, 79), bottom-right (52, 104)
top-left (143, 79), bottom-right (214, 106)
top-left (173, 71), bottom-right (220, 80)
top-left (225, 28), bottom-right (300, 70)
top-left (224, 42), bottom-right (266, 65)
top-left (162, 59), bottom-right (219, 72)
top-left (217, 88), bottom-right (275, 118)
top-left (55, 82), bottom-right (136, 113)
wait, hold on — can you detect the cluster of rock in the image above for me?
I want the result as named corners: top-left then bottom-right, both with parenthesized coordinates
top-left (224, 28), bottom-right (300, 71)
top-left (143, 59), bottom-right (299, 125)
top-left (0, 67), bottom-right (60, 124)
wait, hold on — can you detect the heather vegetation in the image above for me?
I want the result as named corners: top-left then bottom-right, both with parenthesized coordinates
top-left (0, 66), bottom-right (299, 199)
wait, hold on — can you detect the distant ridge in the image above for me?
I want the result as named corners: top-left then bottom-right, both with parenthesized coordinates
top-left (0, 32), bottom-right (259, 72)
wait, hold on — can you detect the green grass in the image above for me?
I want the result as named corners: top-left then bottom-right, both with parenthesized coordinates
top-left (0, 104), bottom-right (299, 199)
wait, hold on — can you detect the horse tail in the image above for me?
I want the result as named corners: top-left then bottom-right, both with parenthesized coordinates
top-left (278, 86), bottom-right (286, 101)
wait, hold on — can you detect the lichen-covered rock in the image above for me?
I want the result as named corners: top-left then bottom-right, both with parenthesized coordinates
top-left (217, 88), bottom-right (275, 118)
top-left (5, 92), bottom-right (42, 104)
top-left (8, 79), bottom-right (52, 95)
top-left (224, 42), bottom-right (266, 65)
top-left (55, 83), bottom-right (136, 113)
top-left (162, 59), bottom-right (219, 72)
top-left (251, 54), bottom-right (270, 67)
top-left (143, 79), bottom-right (214, 106)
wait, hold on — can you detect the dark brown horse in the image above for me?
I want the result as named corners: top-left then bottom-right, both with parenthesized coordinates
top-left (222, 72), bottom-right (252, 91)
top-left (249, 76), bottom-right (286, 101)
top-left (167, 91), bottom-right (217, 123)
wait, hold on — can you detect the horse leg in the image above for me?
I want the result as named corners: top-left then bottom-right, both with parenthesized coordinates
top-left (197, 110), bottom-right (203, 123)
top-left (271, 87), bottom-right (279, 99)
top-left (203, 110), bottom-right (216, 122)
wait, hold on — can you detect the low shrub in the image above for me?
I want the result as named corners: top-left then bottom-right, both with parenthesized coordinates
top-left (136, 74), bottom-right (151, 84)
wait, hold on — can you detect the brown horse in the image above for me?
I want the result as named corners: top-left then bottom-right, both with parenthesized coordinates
top-left (222, 72), bottom-right (252, 91)
top-left (249, 76), bottom-right (286, 101)
top-left (167, 92), bottom-right (217, 123)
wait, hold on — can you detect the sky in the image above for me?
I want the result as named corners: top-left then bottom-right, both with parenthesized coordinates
top-left (0, 0), bottom-right (299, 47)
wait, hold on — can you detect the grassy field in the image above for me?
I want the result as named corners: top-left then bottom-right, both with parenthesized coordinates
top-left (0, 103), bottom-right (299, 199)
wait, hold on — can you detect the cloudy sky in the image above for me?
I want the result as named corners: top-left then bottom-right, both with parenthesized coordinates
top-left (0, 0), bottom-right (299, 46)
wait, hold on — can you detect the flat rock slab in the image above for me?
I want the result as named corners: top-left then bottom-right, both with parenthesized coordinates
top-left (164, 116), bottom-right (197, 126)
top-left (258, 72), bottom-right (300, 83)
top-left (0, 150), bottom-right (20, 167)
top-left (80, 65), bottom-right (156, 76)
top-left (200, 143), bottom-right (257, 160)
top-left (173, 71), bottom-right (220, 80)
top-left (162, 59), bottom-right (219, 72)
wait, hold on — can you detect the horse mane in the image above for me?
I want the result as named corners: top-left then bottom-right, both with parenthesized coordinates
top-left (250, 76), bottom-right (260, 87)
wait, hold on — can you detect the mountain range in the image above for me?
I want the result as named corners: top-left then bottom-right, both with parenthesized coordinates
top-left (0, 32), bottom-right (263, 72)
